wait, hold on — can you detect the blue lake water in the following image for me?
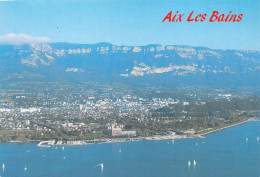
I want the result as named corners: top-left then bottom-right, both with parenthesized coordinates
top-left (0, 121), bottom-right (259, 177)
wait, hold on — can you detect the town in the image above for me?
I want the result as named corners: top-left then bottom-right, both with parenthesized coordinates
top-left (0, 83), bottom-right (258, 143)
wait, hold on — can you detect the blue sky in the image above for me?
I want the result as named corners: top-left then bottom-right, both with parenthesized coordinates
top-left (0, 0), bottom-right (259, 50)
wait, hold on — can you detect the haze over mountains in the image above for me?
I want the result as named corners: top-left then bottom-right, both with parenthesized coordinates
top-left (0, 42), bottom-right (259, 89)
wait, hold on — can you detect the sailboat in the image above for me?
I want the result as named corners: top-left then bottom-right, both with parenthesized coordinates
top-left (188, 160), bottom-right (191, 166)
top-left (257, 136), bottom-right (259, 142)
top-left (119, 148), bottom-right (122, 153)
top-left (24, 164), bottom-right (27, 171)
top-left (246, 137), bottom-right (248, 142)
top-left (193, 160), bottom-right (196, 166)
top-left (62, 146), bottom-right (64, 150)
top-left (98, 163), bottom-right (104, 170)
top-left (2, 163), bottom-right (5, 171)
top-left (196, 142), bottom-right (198, 146)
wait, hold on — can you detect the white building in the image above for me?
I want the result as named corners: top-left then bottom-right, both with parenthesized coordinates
top-left (20, 108), bottom-right (41, 113)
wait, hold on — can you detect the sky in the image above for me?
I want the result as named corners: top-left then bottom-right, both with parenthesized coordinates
top-left (0, 0), bottom-right (259, 50)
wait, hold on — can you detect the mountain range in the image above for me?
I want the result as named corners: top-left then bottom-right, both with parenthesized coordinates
top-left (0, 42), bottom-right (259, 89)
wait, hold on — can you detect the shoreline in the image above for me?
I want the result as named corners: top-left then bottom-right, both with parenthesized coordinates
top-left (35, 119), bottom-right (251, 146)
top-left (2, 119), bottom-right (255, 146)
top-left (136, 119), bottom-right (251, 141)
top-left (198, 119), bottom-right (249, 137)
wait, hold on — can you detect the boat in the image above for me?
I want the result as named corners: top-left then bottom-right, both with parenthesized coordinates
top-left (24, 164), bottom-right (27, 171)
top-left (172, 140), bottom-right (175, 144)
top-left (99, 163), bottom-right (104, 169)
top-left (188, 160), bottom-right (191, 166)
top-left (2, 163), bottom-right (5, 170)
top-left (246, 137), bottom-right (248, 142)
top-left (196, 142), bottom-right (198, 146)
top-left (257, 136), bottom-right (259, 142)
top-left (193, 160), bottom-right (196, 166)
top-left (62, 146), bottom-right (64, 150)
top-left (119, 149), bottom-right (122, 153)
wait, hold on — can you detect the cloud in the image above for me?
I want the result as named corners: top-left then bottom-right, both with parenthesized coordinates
top-left (0, 33), bottom-right (51, 45)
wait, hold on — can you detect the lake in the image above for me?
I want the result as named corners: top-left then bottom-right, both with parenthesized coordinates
top-left (0, 121), bottom-right (259, 177)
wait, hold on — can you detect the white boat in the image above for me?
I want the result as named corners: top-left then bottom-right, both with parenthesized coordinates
top-left (246, 137), bottom-right (248, 142)
top-left (257, 136), bottom-right (259, 142)
top-left (62, 146), bottom-right (64, 150)
top-left (172, 140), bottom-right (175, 144)
top-left (99, 163), bottom-right (104, 169)
top-left (119, 149), bottom-right (122, 153)
top-left (193, 160), bottom-right (196, 166)
top-left (188, 160), bottom-right (191, 166)
top-left (196, 142), bottom-right (198, 146)
top-left (24, 164), bottom-right (27, 171)
top-left (2, 163), bottom-right (5, 170)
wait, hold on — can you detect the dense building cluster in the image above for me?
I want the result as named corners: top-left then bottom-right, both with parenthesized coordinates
top-left (0, 85), bottom-right (256, 141)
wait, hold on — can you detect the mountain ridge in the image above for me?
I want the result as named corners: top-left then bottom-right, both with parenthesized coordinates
top-left (0, 42), bottom-right (259, 89)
